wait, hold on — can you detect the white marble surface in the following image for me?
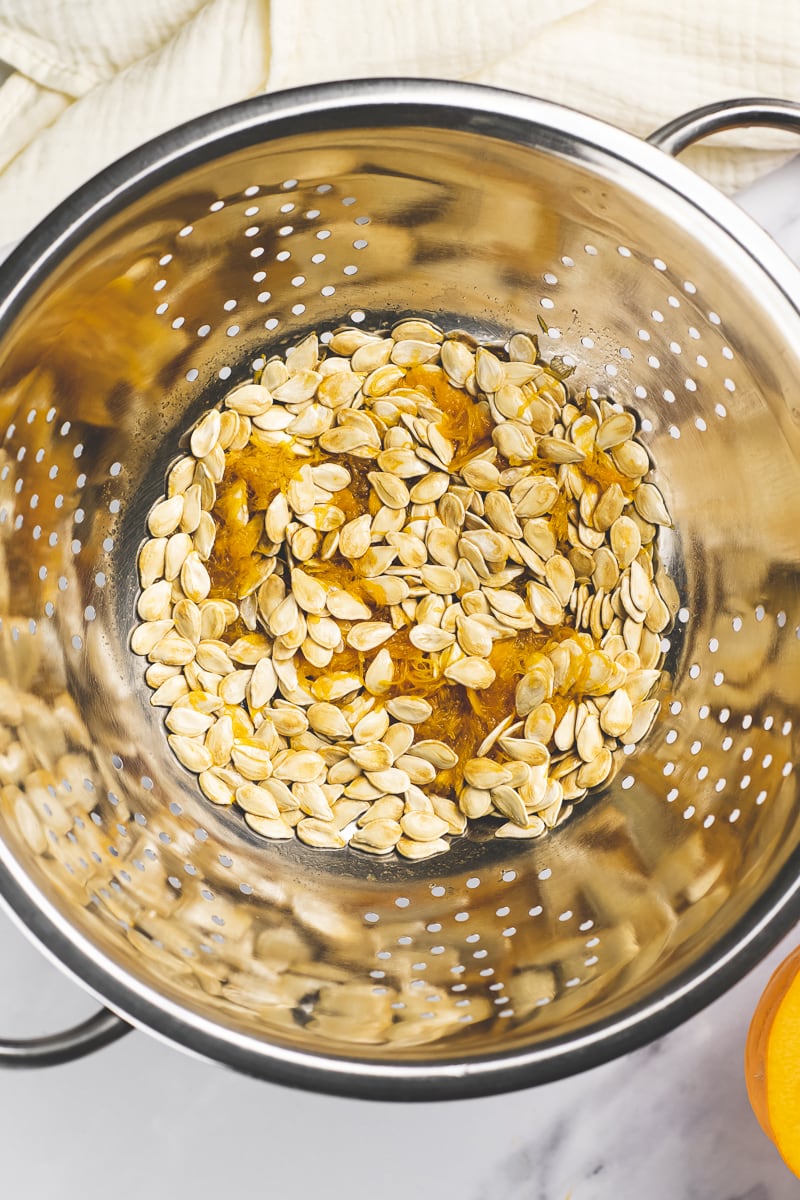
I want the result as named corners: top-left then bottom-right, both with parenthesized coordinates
top-left (1, 912), bottom-right (798, 1199)
top-left (2, 149), bottom-right (800, 1200)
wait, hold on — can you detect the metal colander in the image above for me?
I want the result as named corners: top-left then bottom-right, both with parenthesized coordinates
top-left (1, 81), bottom-right (800, 1099)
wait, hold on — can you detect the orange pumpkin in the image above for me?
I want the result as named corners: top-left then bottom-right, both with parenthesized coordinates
top-left (746, 944), bottom-right (800, 1177)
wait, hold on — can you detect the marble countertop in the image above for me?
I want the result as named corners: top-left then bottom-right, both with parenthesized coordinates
top-left (2, 150), bottom-right (800, 1200)
top-left (1, 904), bottom-right (797, 1199)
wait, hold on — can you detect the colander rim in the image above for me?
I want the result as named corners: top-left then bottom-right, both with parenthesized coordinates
top-left (1, 76), bottom-right (799, 1099)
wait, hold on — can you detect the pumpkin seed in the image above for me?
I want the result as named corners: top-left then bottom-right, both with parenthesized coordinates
top-left (138, 537), bottom-right (167, 588)
top-left (225, 382), bottom-right (273, 415)
top-left (409, 623), bottom-right (455, 652)
top-left (443, 656), bottom-right (496, 689)
top-left (396, 835), bottom-right (450, 860)
top-left (190, 409), bottom-right (221, 459)
top-left (409, 472), bottom-right (450, 504)
top-left (495, 817), bottom-right (545, 839)
top-left (134, 317), bottom-right (675, 860)
top-left (412, 740), bottom-right (459, 770)
top-left (400, 811), bottom-right (449, 842)
top-left (391, 339), bottom-right (440, 368)
top-left (366, 766), bottom-right (411, 795)
top-left (441, 339), bottom-right (475, 385)
top-left (198, 769), bottom-right (235, 806)
top-left (296, 818), bottom-right (346, 849)
top-left (147, 494), bottom-right (184, 537)
top-left (168, 456), bottom-right (197, 497)
top-left (131, 618), bottom-right (174, 657)
top-left (362, 648), bottom-right (393, 696)
top-left (526, 581), bottom-right (563, 626)
top-left (169, 734), bottom-right (213, 772)
top-left (346, 622), bottom-right (395, 652)
top-left (612, 439), bottom-right (650, 478)
top-left (537, 436), bottom-right (585, 464)
top-left (634, 481), bottom-right (671, 526)
top-left (350, 819), bottom-right (403, 853)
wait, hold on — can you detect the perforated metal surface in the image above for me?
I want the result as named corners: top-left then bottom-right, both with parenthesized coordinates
top-left (0, 82), bottom-right (799, 1097)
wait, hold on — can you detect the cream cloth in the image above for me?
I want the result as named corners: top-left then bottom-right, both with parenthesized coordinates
top-left (1, 0), bottom-right (799, 244)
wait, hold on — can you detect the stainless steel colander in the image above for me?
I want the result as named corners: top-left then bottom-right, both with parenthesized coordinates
top-left (1, 81), bottom-right (800, 1099)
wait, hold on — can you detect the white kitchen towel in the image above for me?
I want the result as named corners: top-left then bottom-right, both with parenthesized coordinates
top-left (0, 0), bottom-right (271, 243)
top-left (1, 0), bottom-right (799, 244)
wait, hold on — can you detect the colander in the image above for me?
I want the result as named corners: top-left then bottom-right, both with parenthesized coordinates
top-left (1, 81), bottom-right (800, 1100)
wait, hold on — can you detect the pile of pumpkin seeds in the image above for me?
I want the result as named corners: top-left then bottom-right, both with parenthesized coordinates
top-left (131, 319), bottom-right (674, 859)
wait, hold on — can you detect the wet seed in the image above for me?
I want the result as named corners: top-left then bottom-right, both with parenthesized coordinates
top-left (135, 318), bottom-right (673, 859)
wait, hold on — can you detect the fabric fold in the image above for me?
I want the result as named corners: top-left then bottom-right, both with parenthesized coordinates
top-left (0, 0), bottom-right (798, 244)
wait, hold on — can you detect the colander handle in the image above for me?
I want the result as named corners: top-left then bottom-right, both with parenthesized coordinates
top-left (0, 1007), bottom-right (131, 1067)
top-left (648, 97), bottom-right (800, 156)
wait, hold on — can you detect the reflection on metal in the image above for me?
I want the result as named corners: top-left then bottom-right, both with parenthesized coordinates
top-left (0, 82), bottom-right (798, 1096)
